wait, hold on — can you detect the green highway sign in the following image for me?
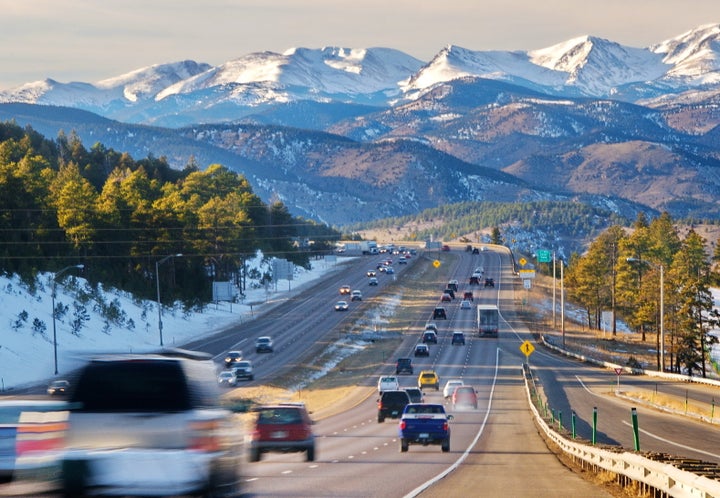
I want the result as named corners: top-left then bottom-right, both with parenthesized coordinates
top-left (537, 250), bottom-right (552, 263)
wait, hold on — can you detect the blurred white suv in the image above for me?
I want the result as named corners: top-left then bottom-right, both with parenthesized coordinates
top-left (59, 350), bottom-right (243, 497)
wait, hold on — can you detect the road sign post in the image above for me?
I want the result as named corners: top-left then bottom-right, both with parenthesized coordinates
top-left (614, 367), bottom-right (623, 390)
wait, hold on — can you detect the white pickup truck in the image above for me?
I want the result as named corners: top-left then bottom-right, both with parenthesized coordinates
top-left (377, 375), bottom-right (400, 393)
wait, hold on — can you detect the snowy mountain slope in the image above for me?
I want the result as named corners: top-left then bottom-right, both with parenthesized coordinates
top-left (2, 60), bottom-right (212, 111)
top-left (158, 47), bottom-right (425, 99)
top-left (652, 23), bottom-right (720, 83)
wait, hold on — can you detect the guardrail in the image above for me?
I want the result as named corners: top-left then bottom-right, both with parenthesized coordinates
top-left (523, 364), bottom-right (720, 497)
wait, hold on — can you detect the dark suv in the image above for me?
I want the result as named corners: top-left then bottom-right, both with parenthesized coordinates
top-left (59, 350), bottom-right (242, 497)
top-left (451, 331), bottom-right (466, 345)
top-left (422, 331), bottom-right (438, 344)
top-left (250, 403), bottom-right (316, 462)
top-left (396, 358), bottom-right (414, 375)
top-left (377, 390), bottom-right (411, 423)
top-left (433, 307), bottom-right (447, 319)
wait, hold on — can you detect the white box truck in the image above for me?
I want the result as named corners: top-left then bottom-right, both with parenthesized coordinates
top-left (476, 304), bottom-right (499, 337)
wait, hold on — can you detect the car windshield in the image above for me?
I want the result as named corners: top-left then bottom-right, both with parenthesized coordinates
top-left (406, 405), bottom-right (443, 414)
top-left (70, 360), bottom-right (191, 412)
top-left (257, 408), bottom-right (302, 425)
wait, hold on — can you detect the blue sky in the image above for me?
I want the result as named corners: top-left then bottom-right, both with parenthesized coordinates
top-left (1, 0), bottom-right (720, 89)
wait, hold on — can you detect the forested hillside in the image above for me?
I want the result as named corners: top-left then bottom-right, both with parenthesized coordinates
top-left (349, 200), bottom-right (631, 254)
top-left (0, 122), bottom-right (340, 305)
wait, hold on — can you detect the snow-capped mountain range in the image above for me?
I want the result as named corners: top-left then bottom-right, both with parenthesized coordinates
top-left (3, 24), bottom-right (720, 126)
top-left (1, 23), bottom-right (720, 233)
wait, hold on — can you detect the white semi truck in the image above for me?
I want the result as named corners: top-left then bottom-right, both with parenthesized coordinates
top-left (476, 304), bottom-right (499, 337)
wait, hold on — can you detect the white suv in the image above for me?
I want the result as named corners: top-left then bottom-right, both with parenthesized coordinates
top-left (59, 350), bottom-right (243, 497)
top-left (233, 360), bottom-right (254, 381)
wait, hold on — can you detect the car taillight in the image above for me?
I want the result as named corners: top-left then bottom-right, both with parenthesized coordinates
top-left (188, 420), bottom-right (221, 452)
top-left (443, 422), bottom-right (449, 431)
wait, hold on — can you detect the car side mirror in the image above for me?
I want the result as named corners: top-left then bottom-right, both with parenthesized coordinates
top-left (447, 414), bottom-right (454, 421)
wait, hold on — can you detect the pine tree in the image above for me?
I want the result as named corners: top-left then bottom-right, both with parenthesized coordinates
top-left (669, 230), bottom-right (716, 377)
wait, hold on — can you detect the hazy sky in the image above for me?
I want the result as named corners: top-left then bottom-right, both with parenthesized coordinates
top-left (1, 0), bottom-right (719, 89)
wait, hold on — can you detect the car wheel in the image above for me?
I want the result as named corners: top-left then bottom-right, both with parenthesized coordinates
top-left (249, 448), bottom-right (261, 462)
top-left (378, 415), bottom-right (385, 423)
top-left (400, 439), bottom-right (409, 452)
top-left (306, 445), bottom-right (315, 462)
top-left (441, 439), bottom-right (450, 452)
top-left (249, 375), bottom-right (254, 381)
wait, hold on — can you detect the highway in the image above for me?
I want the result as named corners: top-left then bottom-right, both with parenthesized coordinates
top-left (221, 248), bottom-right (617, 496)
top-left (5, 245), bottom-right (720, 496)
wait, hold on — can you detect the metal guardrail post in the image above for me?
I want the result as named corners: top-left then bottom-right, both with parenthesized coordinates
top-left (558, 410), bottom-right (563, 431)
top-left (631, 408), bottom-right (640, 451)
top-left (571, 411), bottom-right (576, 439)
top-left (592, 407), bottom-right (597, 445)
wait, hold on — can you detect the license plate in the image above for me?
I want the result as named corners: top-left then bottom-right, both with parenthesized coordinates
top-left (419, 433), bottom-right (429, 438)
top-left (391, 411), bottom-right (398, 415)
top-left (271, 431), bottom-right (288, 438)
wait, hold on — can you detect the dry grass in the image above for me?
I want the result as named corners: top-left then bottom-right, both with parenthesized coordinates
top-left (618, 389), bottom-right (718, 422)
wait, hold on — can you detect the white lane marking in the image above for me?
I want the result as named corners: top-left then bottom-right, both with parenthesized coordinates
top-left (620, 420), bottom-right (720, 459)
top-left (576, 375), bottom-right (603, 397)
top-left (403, 347), bottom-right (501, 498)
top-left (281, 470), bottom-right (293, 474)
top-left (578, 375), bottom-right (719, 459)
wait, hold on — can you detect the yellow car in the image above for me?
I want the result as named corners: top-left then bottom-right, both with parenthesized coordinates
top-left (417, 370), bottom-right (440, 391)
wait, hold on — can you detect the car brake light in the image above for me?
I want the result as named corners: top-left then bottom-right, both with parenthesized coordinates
top-left (188, 420), bottom-right (221, 452)
top-left (400, 421), bottom-right (406, 430)
top-left (443, 422), bottom-right (449, 431)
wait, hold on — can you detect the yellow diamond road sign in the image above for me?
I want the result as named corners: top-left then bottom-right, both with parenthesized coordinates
top-left (519, 257), bottom-right (527, 266)
top-left (520, 341), bottom-right (535, 357)
top-left (433, 260), bottom-right (441, 268)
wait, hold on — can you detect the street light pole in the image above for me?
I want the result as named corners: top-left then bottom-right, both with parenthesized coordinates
top-left (659, 263), bottom-right (664, 371)
top-left (156, 254), bottom-right (183, 346)
top-left (627, 258), bottom-right (665, 371)
top-left (52, 264), bottom-right (84, 375)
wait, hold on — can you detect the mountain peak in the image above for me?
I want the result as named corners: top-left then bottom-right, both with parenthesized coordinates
top-left (652, 23), bottom-right (720, 82)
